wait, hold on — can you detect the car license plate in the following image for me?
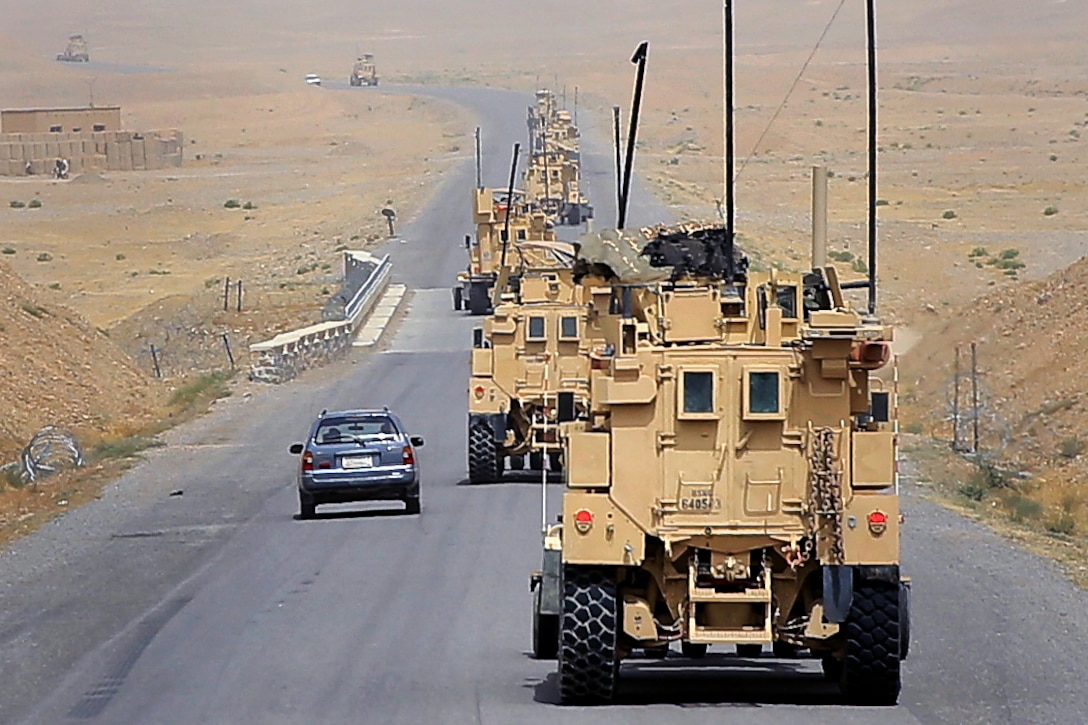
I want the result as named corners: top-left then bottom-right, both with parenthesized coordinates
top-left (341, 455), bottom-right (375, 469)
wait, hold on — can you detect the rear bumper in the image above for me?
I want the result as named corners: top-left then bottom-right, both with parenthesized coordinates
top-left (300, 469), bottom-right (419, 502)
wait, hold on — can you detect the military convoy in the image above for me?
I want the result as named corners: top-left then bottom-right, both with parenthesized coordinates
top-left (525, 90), bottom-right (593, 226)
top-left (350, 54), bottom-right (378, 86)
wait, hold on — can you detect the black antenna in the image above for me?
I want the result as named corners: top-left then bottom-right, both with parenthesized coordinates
top-left (474, 127), bottom-right (482, 189)
top-left (618, 41), bottom-right (649, 229)
top-left (724, 1), bottom-right (736, 284)
top-left (866, 0), bottom-right (878, 314)
top-left (613, 106), bottom-right (623, 223)
top-left (500, 143), bottom-right (521, 268)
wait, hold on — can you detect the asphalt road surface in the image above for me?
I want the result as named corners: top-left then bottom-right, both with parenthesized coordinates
top-left (4, 87), bottom-right (1088, 725)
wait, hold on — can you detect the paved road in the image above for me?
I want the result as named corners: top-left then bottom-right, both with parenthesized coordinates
top-left (4, 86), bottom-right (1088, 725)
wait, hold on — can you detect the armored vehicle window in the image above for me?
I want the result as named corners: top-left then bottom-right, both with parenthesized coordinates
top-left (744, 367), bottom-right (787, 418)
top-left (527, 316), bottom-right (546, 340)
top-left (776, 286), bottom-right (798, 319)
top-left (50, 125), bottom-right (62, 133)
top-left (93, 124), bottom-right (106, 132)
top-left (682, 371), bottom-right (715, 414)
top-left (517, 229), bottom-right (527, 240)
top-left (560, 316), bottom-right (579, 339)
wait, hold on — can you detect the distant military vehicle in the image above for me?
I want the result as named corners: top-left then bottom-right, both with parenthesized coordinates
top-left (524, 90), bottom-right (593, 226)
top-left (467, 250), bottom-right (605, 483)
top-left (56, 34), bottom-right (89, 63)
top-left (453, 187), bottom-right (558, 315)
top-left (350, 54), bottom-right (378, 87)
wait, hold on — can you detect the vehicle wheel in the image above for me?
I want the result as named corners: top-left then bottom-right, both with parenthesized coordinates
top-left (468, 420), bottom-right (501, 483)
top-left (839, 583), bottom-right (901, 705)
top-left (452, 286), bottom-right (463, 311)
top-left (821, 654), bottom-right (843, 682)
top-left (529, 451), bottom-right (544, 471)
top-left (467, 283), bottom-right (491, 316)
top-left (404, 496), bottom-right (421, 515)
top-left (532, 587), bottom-right (559, 659)
top-left (681, 642), bottom-right (707, 659)
top-left (899, 581), bottom-right (911, 661)
top-left (773, 641), bottom-right (801, 658)
top-left (548, 450), bottom-right (562, 473)
top-left (559, 566), bottom-right (619, 704)
top-left (510, 454), bottom-right (525, 471)
top-left (298, 491), bottom-right (316, 520)
top-left (736, 644), bottom-right (763, 657)
top-left (643, 645), bottom-right (669, 659)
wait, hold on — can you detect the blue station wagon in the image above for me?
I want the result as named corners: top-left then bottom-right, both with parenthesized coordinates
top-left (289, 409), bottom-right (424, 518)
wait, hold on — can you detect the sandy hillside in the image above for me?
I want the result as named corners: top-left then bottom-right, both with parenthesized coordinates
top-left (0, 260), bottom-right (161, 458)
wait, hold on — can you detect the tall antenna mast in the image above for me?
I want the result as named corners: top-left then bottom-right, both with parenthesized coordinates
top-left (724, 1), bottom-right (736, 283)
top-left (618, 42), bottom-right (649, 229)
top-left (866, 0), bottom-right (878, 314)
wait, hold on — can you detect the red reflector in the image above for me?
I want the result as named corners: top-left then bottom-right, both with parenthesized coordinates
top-left (574, 509), bottom-right (593, 524)
top-left (868, 511), bottom-right (887, 525)
top-left (474, 386), bottom-right (486, 400)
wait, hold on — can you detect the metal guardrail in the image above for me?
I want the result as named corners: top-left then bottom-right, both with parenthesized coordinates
top-left (248, 251), bottom-right (393, 383)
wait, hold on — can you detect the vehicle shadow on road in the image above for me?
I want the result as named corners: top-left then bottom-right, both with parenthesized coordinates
top-left (456, 472), bottom-right (564, 487)
top-left (532, 653), bottom-right (847, 707)
top-left (293, 506), bottom-right (413, 521)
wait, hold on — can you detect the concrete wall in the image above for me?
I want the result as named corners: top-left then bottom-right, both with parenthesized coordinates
top-left (0, 129), bottom-right (183, 176)
top-left (1, 107), bottom-right (121, 134)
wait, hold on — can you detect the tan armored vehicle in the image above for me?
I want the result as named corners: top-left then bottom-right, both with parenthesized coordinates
top-left (466, 252), bottom-right (606, 483)
top-left (532, 222), bottom-right (908, 705)
top-left (525, 90), bottom-right (593, 226)
top-left (350, 53), bottom-right (378, 86)
top-left (56, 34), bottom-right (89, 63)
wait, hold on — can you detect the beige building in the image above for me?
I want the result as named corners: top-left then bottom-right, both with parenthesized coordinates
top-left (1, 106), bottom-right (121, 134)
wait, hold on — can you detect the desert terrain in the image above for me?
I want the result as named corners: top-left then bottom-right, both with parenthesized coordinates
top-left (2, 1), bottom-right (1088, 548)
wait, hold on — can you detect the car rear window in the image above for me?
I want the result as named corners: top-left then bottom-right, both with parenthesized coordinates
top-left (315, 416), bottom-right (397, 444)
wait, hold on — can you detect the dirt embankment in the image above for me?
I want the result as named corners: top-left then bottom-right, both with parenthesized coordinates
top-left (0, 260), bottom-right (163, 464)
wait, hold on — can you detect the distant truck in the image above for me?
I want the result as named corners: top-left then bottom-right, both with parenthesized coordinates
top-left (56, 34), bottom-right (89, 63)
top-left (350, 54), bottom-right (378, 87)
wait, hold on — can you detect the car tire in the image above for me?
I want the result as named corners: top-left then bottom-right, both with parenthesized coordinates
top-left (404, 496), bottom-right (421, 515)
top-left (298, 491), bottom-right (316, 520)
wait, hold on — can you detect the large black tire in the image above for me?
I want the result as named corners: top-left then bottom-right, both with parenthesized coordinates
top-left (559, 566), bottom-right (619, 704)
top-left (468, 420), bottom-right (501, 483)
top-left (532, 587), bottom-right (559, 660)
top-left (404, 496), bottom-right (421, 515)
top-left (840, 583), bottom-right (901, 705)
top-left (681, 642), bottom-right (708, 659)
top-left (900, 582), bottom-right (911, 660)
top-left (548, 450), bottom-right (563, 473)
top-left (467, 283), bottom-right (491, 316)
top-left (736, 643), bottom-right (763, 658)
top-left (298, 490), bottom-right (316, 520)
top-left (529, 451), bottom-right (544, 471)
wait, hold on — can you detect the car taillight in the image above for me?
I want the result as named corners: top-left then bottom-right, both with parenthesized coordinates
top-left (302, 451), bottom-right (314, 472)
top-left (402, 446), bottom-right (415, 465)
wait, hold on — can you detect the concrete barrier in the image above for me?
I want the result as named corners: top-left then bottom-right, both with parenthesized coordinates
top-left (248, 251), bottom-right (393, 383)
top-left (0, 129), bottom-right (183, 176)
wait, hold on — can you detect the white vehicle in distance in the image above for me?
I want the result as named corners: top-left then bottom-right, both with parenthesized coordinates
top-left (304, 73), bottom-right (322, 86)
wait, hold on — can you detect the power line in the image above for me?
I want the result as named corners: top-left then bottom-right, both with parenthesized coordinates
top-left (736, 0), bottom-right (847, 180)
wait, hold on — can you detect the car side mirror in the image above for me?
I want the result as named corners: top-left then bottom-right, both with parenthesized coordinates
top-left (410, 436), bottom-right (425, 448)
top-left (289, 443), bottom-right (304, 455)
